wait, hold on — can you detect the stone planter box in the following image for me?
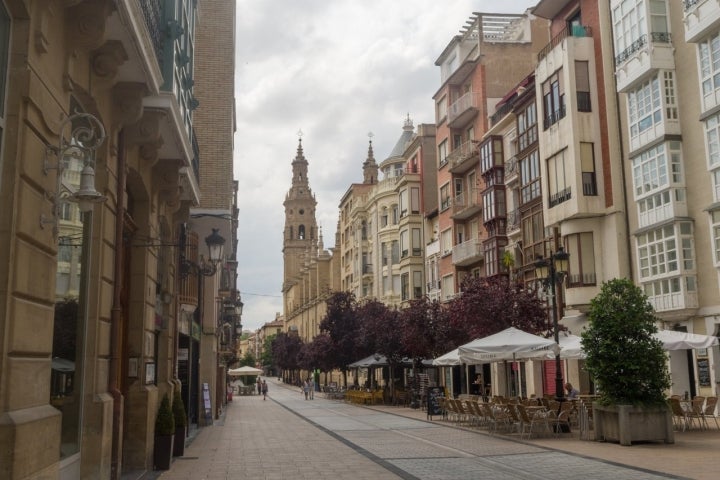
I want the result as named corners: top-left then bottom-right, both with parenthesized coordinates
top-left (593, 403), bottom-right (674, 446)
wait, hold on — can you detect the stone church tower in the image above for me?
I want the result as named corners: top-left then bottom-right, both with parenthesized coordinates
top-left (282, 138), bottom-right (319, 296)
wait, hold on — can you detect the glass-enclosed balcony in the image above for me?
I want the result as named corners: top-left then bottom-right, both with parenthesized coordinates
top-left (684, 0), bottom-right (720, 43)
top-left (615, 33), bottom-right (675, 93)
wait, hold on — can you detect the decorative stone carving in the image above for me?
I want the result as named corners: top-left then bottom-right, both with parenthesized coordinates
top-left (65, 0), bottom-right (113, 52)
top-left (92, 40), bottom-right (129, 85)
top-left (111, 83), bottom-right (148, 130)
top-left (126, 110), bottom-right (165, 168)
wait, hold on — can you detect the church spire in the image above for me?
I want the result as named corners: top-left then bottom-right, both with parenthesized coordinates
top-left (362, 131), bottom-right (378, 184)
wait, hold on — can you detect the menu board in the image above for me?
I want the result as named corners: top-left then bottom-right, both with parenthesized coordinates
top-left (697, 358), bottom-right (711, 387)
top-left (202, 382), bottom-right (212, 422)
top-left (427, 387), bottom-right (444, 419)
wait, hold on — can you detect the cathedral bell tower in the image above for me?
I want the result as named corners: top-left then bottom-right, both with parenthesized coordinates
top-left (282, 136), bottom-right (319, 294)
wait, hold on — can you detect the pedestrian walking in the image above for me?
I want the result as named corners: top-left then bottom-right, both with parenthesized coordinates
top-left (303, 379), bottom-right (309, 400)
top-left (261, 379), bottom-right (268, 400)
top-left (309, 377), bottom-right (315, 399)
top-left (257, 379), bottom-right (262, 396)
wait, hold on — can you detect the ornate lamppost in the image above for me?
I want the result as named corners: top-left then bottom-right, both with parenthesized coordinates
top-left (534, 245), bottom-right (570, 402)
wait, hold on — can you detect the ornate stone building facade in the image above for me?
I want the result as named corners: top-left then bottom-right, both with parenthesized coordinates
top-left (0, 1), bottom-right (237, 478)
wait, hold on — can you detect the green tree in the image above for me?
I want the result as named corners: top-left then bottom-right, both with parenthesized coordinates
top-left (261, 333), bottom-right (276, 369)
top-left (240, 351), bottom-right (256, 367)
top-left (581, 278), bottom-right (671, 406)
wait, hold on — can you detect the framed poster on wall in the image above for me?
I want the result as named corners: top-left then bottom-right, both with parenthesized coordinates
top-left (145, 362), bottom-right (156, 385)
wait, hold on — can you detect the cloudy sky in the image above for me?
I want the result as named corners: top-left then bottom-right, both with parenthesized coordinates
top-left (234, 0), bottom-right (539, 331)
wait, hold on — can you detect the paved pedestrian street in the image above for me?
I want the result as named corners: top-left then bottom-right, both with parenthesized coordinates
top-left (155, 379), bottom-right (694, 480)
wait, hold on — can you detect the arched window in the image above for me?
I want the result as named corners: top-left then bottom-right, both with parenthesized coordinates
top-left (298, 225), bottom-right (305, 239)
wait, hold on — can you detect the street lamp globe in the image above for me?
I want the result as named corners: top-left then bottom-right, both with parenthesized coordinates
top-left (205, 228), bottom-right (225, 264)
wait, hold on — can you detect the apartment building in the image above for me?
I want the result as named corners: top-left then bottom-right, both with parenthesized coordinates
top-left (337, 119), bottom-right (437, 308)
top-left (607, 0), bottom-right (720, 396)
top-left (433, 11), bottom-right (550, 302)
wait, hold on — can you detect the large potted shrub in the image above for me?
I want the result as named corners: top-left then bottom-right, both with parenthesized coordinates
top-left (172, 389), bottom-right (187, 457)
top-left (154, 393), bottom-right (175, 470)
top-left (581, 278), bottom-right (673, 445)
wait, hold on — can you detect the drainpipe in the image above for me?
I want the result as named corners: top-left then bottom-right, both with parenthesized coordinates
top-left (109, 129), bottom-right (126, 480)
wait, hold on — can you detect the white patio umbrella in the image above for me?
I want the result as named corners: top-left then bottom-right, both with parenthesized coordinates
top-left (557, 330), bottom-right (718, 358)
top-left (654, 330), bottom-right (719, 350)
top-left (557, 333), bottom-right (586, 359)
top-left (457, 327), bottom-right (560, 364)
top-left (458, 327), bottom-right (560, 397)
top-left (227, 366), bottom-right (263, 376)
top-left (432, 348), bottom-right (461, 366)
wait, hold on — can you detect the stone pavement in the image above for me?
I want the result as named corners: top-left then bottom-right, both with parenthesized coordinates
top-left (151, 378), bottom-right (717, 480)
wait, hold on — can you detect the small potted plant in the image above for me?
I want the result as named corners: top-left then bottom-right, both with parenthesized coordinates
top-left (172, 389), bottom-right (187, 457)
top-left (153, 393), bottom-right (175, 470)
top-left (581, 278), bottom-right (673, 445)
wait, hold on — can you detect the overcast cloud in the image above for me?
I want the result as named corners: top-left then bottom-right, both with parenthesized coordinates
top-left (234, 0), bottom-right (539, 331)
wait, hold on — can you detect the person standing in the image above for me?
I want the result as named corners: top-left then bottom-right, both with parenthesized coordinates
top-left (261, 379), bottom-right (268, 400)
top-left (257, 379), bottom-right (262, 396)
top-left (303, 379), bottom-right (309, 400)
top-left (309, 377), bottom-right (315, 400)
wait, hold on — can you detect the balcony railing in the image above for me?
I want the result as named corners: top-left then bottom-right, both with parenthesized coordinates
top-left (140, 0), bottom-right (164, 66)
top-left (684, 0), bottom-right (701, 11)
top-left (549, 186), bottom-right (572, 207)
top-left (448, 92), bottom-right (481, 126)
top-left (452, 239), bottom-right (483, 266)
top-left (447, 141), bottom-right (478, 172)
top-left (538, 25), bottom-right (593, 62)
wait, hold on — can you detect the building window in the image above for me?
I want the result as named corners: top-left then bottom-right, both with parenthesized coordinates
top-left (412, 228), bottom-right (421, 256)
top-left (480, 137), bottom-right (503, 173)
top-left (520, 149), bottom-right (541, 204)
top-left (484, 239), bottom-right (499, 277)
top-left (438, 139), bottom-right (448, 167)
top-left (482, 188), bottom-right (506, 223)
top-left (637, 222), bottom-right (694, 279)
top-left (413, 271), bottom-right (423, 299)
top-left (399, 189), bottom-right (408, 218)
top-left (705, 112), bottom-right (720, 170)
top-left (521, 205), bottom-right (545, 268)
top-left (542, 69), bottom-right (565, 129)
top-left (400, 230), bottom-right (409, 258)
top-left (381, 207), bottom-right (388, 227)
top-left (580, 142), bottom-right (597, 196)
top-left (410, 187), bottom-right (420, 214)
top-left (517, 102), bottom-right (537, 153)
top-left (698, 31), bottom-right (720, 111)
top-left (663, 71), bottom-right (678, 121)
top-left (401, 273), bottom-right (409, 301)
top-left (627, 74), bottom-right (663, 141)
top-left (437, 95), bottom-right (448, 122)
top-left (547, 149), bottom-right (571, 207)
top-left (391, 240), bottom-right (399, 263)
top-left (612, 0), bottom-right (646, 65)
top-left (711, 210), bottom-right (720, 265)
top-left (441, 274), bottom-right (454, 301)
top-left (440, 228), bottom-right (453, 256)
top-left (575, 61), bottom-right (591, 112)
top-left (631, 141), bottom-right (682, 199)
top-left (440, 183), bottom-right (451, 211)
top-left (564, 232), bottom-right (596, 287)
